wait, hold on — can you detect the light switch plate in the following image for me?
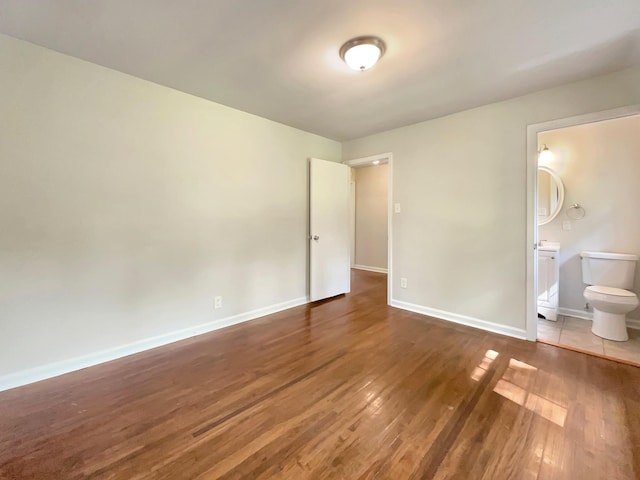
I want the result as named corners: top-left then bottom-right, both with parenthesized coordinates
top-left (394, 203), bottom-right (401, 213)
top-left (400, 278), bottom-right (407, 288)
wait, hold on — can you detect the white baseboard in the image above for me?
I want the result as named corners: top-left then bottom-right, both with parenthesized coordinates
top-left (352, 265), bottom-right (388, 274)
top-left (558, 307), bottom-right (593, 321)
top-left (0, 296), bottom-right (308, 393)
top-left (558, 307), bottom-right (640, 330)
top-left (628, 319), bottom-right (640, 330)
top-left (390, 299), bottom-right (527, 340)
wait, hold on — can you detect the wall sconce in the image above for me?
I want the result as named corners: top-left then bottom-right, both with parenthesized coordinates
top-left (538, 144), bottom-right (554, 165)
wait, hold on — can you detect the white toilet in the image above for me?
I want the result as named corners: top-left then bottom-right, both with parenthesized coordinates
top-left (581, 251), bottom-right (639, 341)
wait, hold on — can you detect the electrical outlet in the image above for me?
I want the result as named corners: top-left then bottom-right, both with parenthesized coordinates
top-left (214, 296), bottom-right (222, 309)
top-left (400, 278), bottom-right (408, 289)
top-left (562, 220), bottom-right (572, 231)
top-left (394, 203), bottom-right (401, 213)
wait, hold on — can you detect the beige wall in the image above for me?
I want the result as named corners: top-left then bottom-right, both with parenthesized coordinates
top-left (353, 165), bottom-right (388, 270)
top-left (0, 34), bottom-right (340, 379)
top-left (342, 66), bottom-right (640, 334)
top-left (538, 115), bottom-right (640, 319)
top-left (3, 31), bottom-right (640, 383)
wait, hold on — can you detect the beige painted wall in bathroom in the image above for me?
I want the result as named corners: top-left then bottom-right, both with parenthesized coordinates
top-left (353, 165), bottom-right (388, 270)
top-left (538, 114), bottom-right (640, 319)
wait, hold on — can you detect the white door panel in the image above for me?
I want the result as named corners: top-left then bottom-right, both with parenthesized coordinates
top-left (310, 158), bottom-right (350, 301)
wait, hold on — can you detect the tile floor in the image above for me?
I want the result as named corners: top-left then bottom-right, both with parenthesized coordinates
top-left (538, 315), bottom-right (640, 364)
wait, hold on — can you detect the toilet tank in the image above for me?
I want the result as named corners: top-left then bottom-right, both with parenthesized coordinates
top-left (581, 251), bottom-right (638, 288)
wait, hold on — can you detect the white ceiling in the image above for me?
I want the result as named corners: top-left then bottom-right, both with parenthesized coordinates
top-left (1, 1), bottom-right (639, 140)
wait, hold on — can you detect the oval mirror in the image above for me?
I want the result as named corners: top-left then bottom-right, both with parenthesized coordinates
top-left (537, 166), bottom-right (564, 225)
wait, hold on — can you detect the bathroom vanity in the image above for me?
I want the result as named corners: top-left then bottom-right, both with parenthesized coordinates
top-left (538, 242), bottom-right (560, 321)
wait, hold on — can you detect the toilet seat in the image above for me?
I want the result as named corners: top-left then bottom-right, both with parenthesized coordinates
top-left (584, 286), bottom-right (638, 307)
top-left (586, 285), bottom-right (636, 297)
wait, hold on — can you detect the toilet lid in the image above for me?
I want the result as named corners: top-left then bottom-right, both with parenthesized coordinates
top-left (587, 285), bottom-right (636, 297)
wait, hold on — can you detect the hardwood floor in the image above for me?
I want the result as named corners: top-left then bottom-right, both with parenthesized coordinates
top-left (1, 270), bottom-right (639, 479)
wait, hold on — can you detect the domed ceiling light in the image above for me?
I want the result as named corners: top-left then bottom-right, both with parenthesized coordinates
top-left (339, 36), bottom-right (386, 71)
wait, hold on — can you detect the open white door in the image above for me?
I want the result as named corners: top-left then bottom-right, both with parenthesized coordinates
top-left (309, 158), bottom-right (351, 301)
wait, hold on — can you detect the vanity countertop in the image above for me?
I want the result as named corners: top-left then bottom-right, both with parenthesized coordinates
top-left (538, 241), bottom-right (560, 252)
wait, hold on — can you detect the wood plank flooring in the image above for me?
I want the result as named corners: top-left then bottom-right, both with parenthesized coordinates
top-left (1, 270), bottom-right (639, 479)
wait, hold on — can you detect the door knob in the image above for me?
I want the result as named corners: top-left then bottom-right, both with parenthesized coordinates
top-left (312, 235), bottom-right (320, 240)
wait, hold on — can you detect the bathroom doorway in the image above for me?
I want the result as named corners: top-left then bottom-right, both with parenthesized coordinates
top-left (344, 153), bottom-right (393, 304)
top-left (526, 106), bottom-right (640, 366)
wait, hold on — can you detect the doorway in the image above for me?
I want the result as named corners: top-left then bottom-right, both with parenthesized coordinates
top-left (344, 153), bottom-right (393, 304)
top-left (526, 106), bottom-right (640, 365)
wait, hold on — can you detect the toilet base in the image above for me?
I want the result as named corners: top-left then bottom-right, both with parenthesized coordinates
top-left (592, 309), bottom-right (629, 341)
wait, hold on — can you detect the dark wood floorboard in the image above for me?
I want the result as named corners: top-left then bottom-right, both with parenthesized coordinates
top-left (1, 270), bottom-right (639, 479)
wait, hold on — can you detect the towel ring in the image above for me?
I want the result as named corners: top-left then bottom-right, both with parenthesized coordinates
top-left (566, 203), bottom-right (585, 220)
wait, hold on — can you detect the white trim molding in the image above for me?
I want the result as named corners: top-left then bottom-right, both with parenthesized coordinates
top-left (386, 154), bottom-right (393, 308)
top-left (390, 300), bottom-right (527, 340)
top-left (343, 152), bottom-right (392, 168)
top-left (352, 264), bottom-right (388, 274)
top-left (558, 307), bottom-right (593, 322)
top-left (558, 307), bottom-right (640, 331)
top-left (0, 296), bottom-right (308, 393)
top-left (628, 319), bottom-right (640, 330)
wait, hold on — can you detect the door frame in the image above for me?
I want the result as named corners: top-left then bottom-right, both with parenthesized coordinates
top-left (343, 152), bottom-right (393, 305)
top-left (525, 105), bottom-right (640, 341)
top-left (350, 179), bottom-right (356, 268)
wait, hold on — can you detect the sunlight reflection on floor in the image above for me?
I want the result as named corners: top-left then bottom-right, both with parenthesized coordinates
top-left (471, 349), bottom-right (499, 381)
top-left (471, 353), bottom-right (567, 427)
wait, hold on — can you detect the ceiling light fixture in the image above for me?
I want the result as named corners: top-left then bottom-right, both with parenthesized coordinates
top-left (340, 36), bottom-right (386, 71)
top-left (372, 160), bottom-right (380, 165)
top-left (538, 144), bottom-right (554, 165)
